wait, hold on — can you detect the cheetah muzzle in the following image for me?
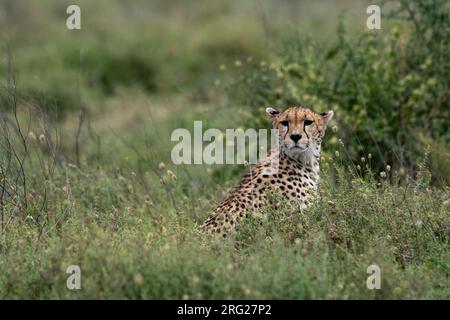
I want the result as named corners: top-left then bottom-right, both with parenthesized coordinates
top-left (202, 106), bottom-right (334, 237)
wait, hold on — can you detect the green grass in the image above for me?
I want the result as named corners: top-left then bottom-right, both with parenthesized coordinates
top-left (0, 0), bottom-right (449, 299)
top-left (0, 98), bottom-right (448, 299)
top-left (1, 163), bottom-right (448, 299)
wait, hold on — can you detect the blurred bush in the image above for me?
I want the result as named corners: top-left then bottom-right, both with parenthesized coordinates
top-left (229, 0), bottom-right (449, 183)
top-left (0, 0), bottom-right (267, 116)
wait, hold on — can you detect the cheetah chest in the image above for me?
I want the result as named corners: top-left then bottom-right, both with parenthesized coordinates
top-left (255, 157), bottom-right (319, 208)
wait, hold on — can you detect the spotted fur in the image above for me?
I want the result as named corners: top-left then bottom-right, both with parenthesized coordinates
top-left (202, 106), bottom-right (334, 237)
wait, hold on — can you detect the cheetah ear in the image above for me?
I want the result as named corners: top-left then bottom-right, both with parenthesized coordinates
top-left (266, 107), bottom-right (280, 119)
top-left (320, 110), bottom-right (334, 125)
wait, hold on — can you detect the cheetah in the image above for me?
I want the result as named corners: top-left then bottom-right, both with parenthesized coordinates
top-left (201, 106), bottom-right (334, 237)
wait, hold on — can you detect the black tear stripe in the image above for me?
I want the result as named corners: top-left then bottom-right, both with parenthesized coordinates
top-left (282, 125), bottom-right (289, 141)
top-left (303, 122), bottom-right (309, 140)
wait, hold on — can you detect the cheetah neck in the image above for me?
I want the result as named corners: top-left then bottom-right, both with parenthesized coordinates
top-left (283, 145), bottom-right (321, 175)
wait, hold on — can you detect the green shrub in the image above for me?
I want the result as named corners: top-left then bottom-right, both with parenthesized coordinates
top-left (227, 0), bottom-right (450, 183)
top-left (73, 47), bottom-right (158, 95)
top-left (0, 153), bottom-right (448, 299)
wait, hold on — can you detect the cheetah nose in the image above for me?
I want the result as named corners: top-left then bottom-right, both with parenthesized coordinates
top-left (290, 134), bottom-right (301, 143)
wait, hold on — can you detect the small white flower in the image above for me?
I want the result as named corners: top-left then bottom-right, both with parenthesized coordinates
top-left (28, 132), bottom-right (36, 141)
top-left (167, 170), bottom-right (177, 180)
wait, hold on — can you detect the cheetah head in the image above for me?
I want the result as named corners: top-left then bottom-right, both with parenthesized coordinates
top-left (266, 106), bottom-right (334, 161)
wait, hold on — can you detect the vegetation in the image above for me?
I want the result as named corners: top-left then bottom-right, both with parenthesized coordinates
top-left (0, 0), bottom-right (448, 299)
top-left (228, 0), bottom-right (450, 183)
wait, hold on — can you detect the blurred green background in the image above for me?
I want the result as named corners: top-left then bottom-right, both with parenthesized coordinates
top-left (1, 0), bottom-right (369, 110)
top-left (1, 0), bottom-right (448, 180)
top-left (0, 0), bottom-right (449, 299)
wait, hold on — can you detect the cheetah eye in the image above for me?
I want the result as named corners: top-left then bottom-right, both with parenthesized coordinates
top-left (280, 120), bottom-right (289, 127)
top-left (304, 120), bottom-right (313, 126)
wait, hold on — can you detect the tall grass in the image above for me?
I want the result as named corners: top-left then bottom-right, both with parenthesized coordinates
top-left (0, 98), bottom-right (448, 299)
top-left (0, 0), bottom-right (448, 299)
